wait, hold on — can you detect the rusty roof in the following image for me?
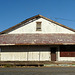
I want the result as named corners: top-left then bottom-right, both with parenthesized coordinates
top-left (0, 14), bottom-right (75, 34)
top-left (0, 34), bottom-right (75, 45)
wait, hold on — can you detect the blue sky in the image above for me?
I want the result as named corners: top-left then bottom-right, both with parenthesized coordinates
top-left (0, 0), bottom-right (75, 32)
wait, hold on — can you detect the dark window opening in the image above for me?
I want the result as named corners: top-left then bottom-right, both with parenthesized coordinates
top-left (60, 45), bottom-right (75, 57)
top-left (36, 22), bottom-right (41, 31)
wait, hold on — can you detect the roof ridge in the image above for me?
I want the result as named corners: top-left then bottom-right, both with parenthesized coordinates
top-left (0, 14), bottom-right (75, 34)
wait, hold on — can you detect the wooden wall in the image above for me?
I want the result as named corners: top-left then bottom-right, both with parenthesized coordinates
top-left (8, 18), bottom-right (75, 34)
top-left (0, 45), bottom-right (75, 61)
top-left (0, 45), bottom-right (50, 61)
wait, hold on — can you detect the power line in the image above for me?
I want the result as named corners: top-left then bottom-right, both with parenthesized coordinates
top-left (50, 17), bottom-right (75, 22)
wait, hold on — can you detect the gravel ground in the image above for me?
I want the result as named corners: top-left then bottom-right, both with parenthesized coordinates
top-left (0, 67), bottom-right (75, 75)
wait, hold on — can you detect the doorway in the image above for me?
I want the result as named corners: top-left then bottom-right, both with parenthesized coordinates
top-left (51, 47), bottom-right (57, 61)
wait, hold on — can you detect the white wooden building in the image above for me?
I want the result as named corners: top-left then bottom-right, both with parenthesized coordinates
top-left (0, 15), bottom-right (75, 64)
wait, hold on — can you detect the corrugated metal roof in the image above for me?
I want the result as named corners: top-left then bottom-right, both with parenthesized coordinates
top-left (0, 34), bottom-right (75, 45)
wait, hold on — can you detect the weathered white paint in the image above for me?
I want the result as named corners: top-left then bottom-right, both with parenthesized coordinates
top-left (1, 46), bottom-right (28, 61)
top-left (28, 52), bottom-right (39, 61)
top-left (0, 46), bottom-right (50, 61)
top-left (57, 50), bottom-right (75, 61)
top-left (8, 18), bottom-right (75, 34)
top-left (27, 51), bottom-right (50, 61)
top-left (1, 45), bottom-right (75, 61)
top-left (1, 51), bottom-right (50, 61)
top-left (1, 52), bottom-right (27, 61)
top-left (40, 51), bottom-right (50, 61)
top-left (27, 46), bottom-right (50, 61)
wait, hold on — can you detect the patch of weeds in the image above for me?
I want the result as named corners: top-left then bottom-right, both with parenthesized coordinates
top-left (72, 64), bottom-right (75, 65)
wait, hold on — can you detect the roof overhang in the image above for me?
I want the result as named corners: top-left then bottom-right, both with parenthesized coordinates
top-left (0, 34), bottom-right (75, 46)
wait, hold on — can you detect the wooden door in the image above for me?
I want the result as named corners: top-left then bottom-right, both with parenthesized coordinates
top-left (51, 47), bottom-right (56, 61)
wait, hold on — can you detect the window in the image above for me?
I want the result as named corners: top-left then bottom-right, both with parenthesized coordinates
top-left (60, 45), bottom-right (75, 57)
top-left (36, 22), bottom-right (41, 31)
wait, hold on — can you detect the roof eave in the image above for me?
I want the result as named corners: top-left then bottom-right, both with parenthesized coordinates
top-left (0, 14), bottom-right (75, 34)
top-left (0, 43), bottom-right (75, 46)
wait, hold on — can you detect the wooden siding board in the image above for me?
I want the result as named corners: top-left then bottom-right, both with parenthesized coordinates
top-left (40, 52), bottom-right (50, 61)
top-left (7, 18), bottom-right (74, 34)
top-left (0, 45), bottom-right (51, 61)
top-left (28, 52), bottom-right (39, 61)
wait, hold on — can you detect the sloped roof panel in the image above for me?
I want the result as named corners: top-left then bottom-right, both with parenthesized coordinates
top-left (0, 34), bottom-right (75, 45)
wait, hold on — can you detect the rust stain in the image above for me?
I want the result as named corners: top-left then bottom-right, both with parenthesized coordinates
top-left (0, 34), bottom-right (75, 45)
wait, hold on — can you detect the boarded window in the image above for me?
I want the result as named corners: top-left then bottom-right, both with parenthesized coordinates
top-left (60, 45), bottom-right (75, 57)
top-left (36, 22), bottom-right (41, 31)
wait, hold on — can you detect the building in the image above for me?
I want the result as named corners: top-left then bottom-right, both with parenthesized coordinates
top-left (0, 15), bottom-right (75, 65)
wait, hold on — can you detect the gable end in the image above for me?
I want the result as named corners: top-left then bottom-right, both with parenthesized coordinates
top-left (0, 14), bottom-right (75, 34)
